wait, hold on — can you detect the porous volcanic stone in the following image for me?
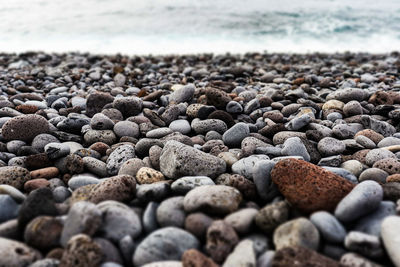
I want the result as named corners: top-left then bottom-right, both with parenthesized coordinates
top-left (2, 114), bottom-right (49, 141)
top-left (271, 158), bottom-right (354, 213)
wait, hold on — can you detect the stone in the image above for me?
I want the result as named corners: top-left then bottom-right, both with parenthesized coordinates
top-left (97, 201), bottom-right (142, 242)
top-left (222, 122), bottom-right (249, 147)
top-left (143, 202), bottom-right (159, 233)
top-left (24, 216), bottom-right (63, 250)
top-left (90, 113), bottom-right (114, 130)
top-left (136, 167), bottom-right (165, 184)
top-left (169, 84), bottom-right (195, 104)
top-left (0, 195), bottom-right (19, 223)
top-left (61, 201), bottom-right (102, 247)
top-left (84, 130), bottom-right (117, 146)
top-left (0, 184), bottom-right (26, 202)
top-left (169, 119), bottom-right (191, 135)
top-left (343, 101), bottom-right (363, 117)
top-left (340, 160), bottom-right (364, 177)
top-left (272, 246), bottom-right (340, 267)
top-left (310, 211), bottom-right (346, 244)
top-left (0, 166), bottom-right (31, 190)
top-left (381, 216), bottom-right (400, 266)
top-left (182, 249), bottom-right (218, 267)
top-left (205, 87), bottom-right (231, 109)
top-left (252, 160), bottom-right (279, 201)
top-left (18, 188), bottom-right (58, 229)
top-left (340, 253), bottom-right (382, 267)
top-left (224, 208), bottom-right (258, 235)
top-left (360, 115), bottom-right (396, 137)
top-left (88, 175), bottom-right (136, 204)
top-left (273, 218), bottom-right (320, 251)
top-left (160, 140), bottom-right (226, 179)
top-left (86, 92), bottom-right (114, 117)
top-left (271, 159), bottom-right (354, 213)
top-left (335, 180), bottom-right (383, 223)
top-left (113, 121), bottom-right (140, 138)
top-left (215, 173), bottom-right (256, 199)
top-left (373, 158), bottom-right (400, 174)
top-left (68, 174), bottom-right (100, 191)
top-left (113, 96), bottom-right (143, 117)
top-left (365, 149), bottom-right (396, 166)
top-left (184, 212), bottom-right (213, 240)
top-left (133, 227), bottom-right (199, 266)
top-left (171, 176), bottom-right (215, 194)
top-left (281, 137), bottom-right (310, 161)
top-left (222, 240), bottom-right (256, 267)
top-left (231, 155), bottom-right (270, 179)
top-left (93, 238), bottom-right (123, 265)
top-left (30, 167), bottom-right (59, 179)
top-left (118, 158), bottom-right (145, 177)
top-left (184, 185), bottom-right (242, 215)
top-left (344, 231), bottom-right (383, 259)
top-left (318, 137), bottom-right (346, 156)
top-left (106, 144), bottom-right (135, 175)
top-left (206, 220), bottom-right (239, 263)
top-left (191, 119), bottom-right (227, 135)
top-left (136, 181), bottom-right (171, 203)
top-left (255, 201), bottom-right (289, 234)
top-left (2, 114), bottom-right (49, 141)
top-left (59, 234), bottom-right (103, 267)
top-left (355, 129), bottom-right (384, 144)
top-left (0, 237), bottom-right (42, 266)
top-left (326, 88), bottom-right (366, 103)
top-left (83, 157), bottom-right (108, 177)
top-left (156, 196), bottom-right (186, 228)
top-left (285, 114), bottom-right (312, 131)
top-left (24, 179), bottom-right (50, 193)
top-left (355, 135), bottom-right (376, 149)
top-left (359, 168), bottom-right (388, 183)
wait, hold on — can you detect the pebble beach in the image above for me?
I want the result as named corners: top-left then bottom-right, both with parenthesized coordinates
top-left (0, 51), bottom-right (400, 266)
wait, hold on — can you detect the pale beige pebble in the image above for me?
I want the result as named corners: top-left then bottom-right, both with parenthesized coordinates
top-left (381, 145), bottom-right (400, 153)
top-left (381, 216), bottom-right (400, 267)
top-left (340, 160), bottom-right (364, 177)
top-left (322, 100), bottom-right (345, 111)
top-left (136, 167), bottom-right (165, 184)
top-left (0, 237), bottom-right (42, 266)
top-left (218, 152), bottom-right (239, 168)
top-left (142, 262), bottom-right (182, 267)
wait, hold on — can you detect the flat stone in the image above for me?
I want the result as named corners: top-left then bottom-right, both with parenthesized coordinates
top-left (381, 216), bottom-right (400, 266)
top-left (171, 176), bottom-right (215, 194)
top-left (310, 211), bottom-right (346, 244)
top-left (272, 246), bottom-right (340, 267)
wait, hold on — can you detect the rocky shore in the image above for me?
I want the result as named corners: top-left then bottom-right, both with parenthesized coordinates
top-left (0, 51), bottom-right (399, 266)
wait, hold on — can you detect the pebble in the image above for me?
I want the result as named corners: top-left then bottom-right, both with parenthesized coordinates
top-left (68, 173), bottom-right (100, 190)
top-left (271, 158), bottom-right (354, 213)
top-left (160, 140), bottom-right (226, 179)
top-left (206, 220), bottom-right (239, 263)
top-left (182, 249), bottom-right (218, 267)
top-left (169, 84), bottom-right (195, 104)
top-left (222, 239), bottom-right (256, 267)
top-left (2, 114), bottom-right (49, 141)
top-left (0, 166), bottom-right (31, 190)
top-left (191, 119), bottom-right (227, 135)
top-left (339, 160), bottom-right (364, 177)
top-left (318, 137), bottom-right (346, 156)
top-left (344, 231), bottom-right (383, 259)
top-left (171, 176), bottom-right (215, 194)
top-left (0, 237), bottom-right (42, 266)
top-left (82, 157), bottom-right (108, 177)
top-left (359, 168), bottom-right (388, 183)
top-left (44, 143), bottom-right (70, 160)
top-left (273, 217), bottom-right (320, 251)
top-left (90, 113), bottom-right (115, 130)
top-left (184, 185), bottom-right (242, 215)
top-left (373, 158), bottom-right (400, 174)
top-left (113, 121), bottom-right (139, 138)
top-left (334, 180), bottom-right (383, 223)
top-left (310, 211), bottom-right (346, 244)
top-left (0, 195), bottom-right (19, 223)
top-left (281, 136), bottom-right (311, 161)
top-left (231, 154), bottom-right (270, 179)
top-left (169, 119), bottom-right (191, 134)
top-left (97, 200), bottom-right (142, 242)
top-left (87, 175), bottom-right (136, 204)
top-left (60, 234), bottom-right (103, 267)
top-left (0, 184), bottom-right (26, 202)
top-left (222, 122), bottom-right (249, 147)
top-left (381, 216), bottom-right (400, 266)
top-left (156, 196), bottom-right (186, 228)
top-left (106, 144), bottom-right (135, 175)
top-left (272, 246), bottom-right (340, 267)
top-left (224, 208), bottom-right (258, 235)
top-left (133, 227), bottom-right (199, 266)
top-left (365, 148), bottom-right (396, 166)
top-left (255, 201), bottom-right (289, 234)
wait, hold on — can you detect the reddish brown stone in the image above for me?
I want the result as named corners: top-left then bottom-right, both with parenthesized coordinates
top-left (25, 153), bottom-right (52, 170)
top-left (182, 249), bottom-right (218, 267)
top-left (215, 174), bottom-right (257, 200)
top-left (24, 216), bottom-right (63, 250)
top-left (368, 91), bottom-right (393, 105)
top-left (205, 87), bottom-right (231, 109)
top-left (271, 159), bottom-right (354, 213)
top-left (24, 179), bottom-right (50, 193)
top-left (30, 167), bottom-right (59, 179)
top-left (386, 174), bottom-right (400, 183)
top-left (185, 212), bottom-right (213, 240)
top-left (88, 142), bottom-right (110, 156)
top-left (15, 104), bottom-right (38, 114)
top-left (272, 246), bottom-right (340, 267)
top-left (350, 149), bottom-right (371, 165)
top-left (354, 129), bottom-right (384, 144)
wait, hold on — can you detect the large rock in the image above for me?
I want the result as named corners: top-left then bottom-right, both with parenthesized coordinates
top-left (381, 216), bottom-right (400, 267)
top-left (2, 114), bottom-right (49, 141)
top-left (271, 159), bottom-right (354, 213)
top-left (160, 140), bottom-right (226, 179)
top-left (133, 227), bottom-right (199, 266)
top-left (0, 166), bottom-right (31, 190)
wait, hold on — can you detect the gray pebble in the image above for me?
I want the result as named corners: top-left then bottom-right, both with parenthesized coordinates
top-left (318, 137), bottom-right (346, 156)
top-left (113, 121), bottom-right (140, 138)
top-left (83, 157), bottom-right (108, 177)
top-left (232, 155), bottom-right (270, 179)
top-left (285, 114), bottom-right (312, 131)
top-left (191, 118), bottom-right (227, 135)
top-left (0, 195), bottom-right (19, 223)
top-left (146, 127), bottom-right (173, 138)
top-left (222, 122), bottom-right (249, 147)
top-left (322, 167), bottom-right (358, 183)
top-left (281, 137), bottom-right (310, 161)
top-left (169, 119), bottom-right (191, 135)
top-left (355, 135), bottom-right (376, 149)
top-left (344, 231), bottom-right (383, 259)
top-left (90, 113), bottom-right (115, 130)
top-left (106, 144), bottom-right (135, 175)
top-left (359, 168), bottom-right (388, 184)
top-left (68, 173), bottom-right (100, 190)
top-left (365, 148), bottom-right (396, 166)
top-left (226, 101), bottom-right (243, 113)
top-left (143, 202), bottom-right (159, 233)
top-left (171, 176), bottom-right (215, 194)
top-left (310, 211), bottom-right (346, 244)
top-left (44, 142), bottom-right (70, 160)
top-left (157, 196), bottom-right (186, 228)
top-left (252, 160), bottom-right (279, 201)
top-left (335, 180), bottom-right (383, 223)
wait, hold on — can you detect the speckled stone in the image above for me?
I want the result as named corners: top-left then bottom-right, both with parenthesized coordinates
top-left (373, 158), bottom-right (400, 174)
top-left (271, 158), bottom-right (354, 213)
top-left (136, 167), bottom-right (165, 184)
top-left (206, 220), bottom-right (239, 263)
top-left (182, 249), bottom-right (218, 267)
top-left (0, 166), bottom-right (31, 190)
top-left (272, 246), bottom-right (340, 267)
top-left (354, 129), bottom-right (384, 145)
top-left (87, 175), bottom-right (136, 204)
top-left (2, 114), bottom-right (49, 141)
top-left (59, 234), bottom-right (103, 267)
top-left (0, 237), bottom-right (42, 266)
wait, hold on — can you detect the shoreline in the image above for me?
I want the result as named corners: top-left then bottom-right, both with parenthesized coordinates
top-left (0, 51), bottom-right (399, 266)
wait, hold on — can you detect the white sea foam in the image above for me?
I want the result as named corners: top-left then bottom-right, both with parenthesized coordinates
top-left (0, 0), bottom-right (399, 54)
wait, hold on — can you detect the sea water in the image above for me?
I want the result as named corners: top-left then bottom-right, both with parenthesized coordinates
top-left (0, 0), bottom-right (399, 54)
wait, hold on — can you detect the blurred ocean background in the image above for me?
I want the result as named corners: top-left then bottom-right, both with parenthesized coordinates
top-left (0, 0), bottom-right (400, 54)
